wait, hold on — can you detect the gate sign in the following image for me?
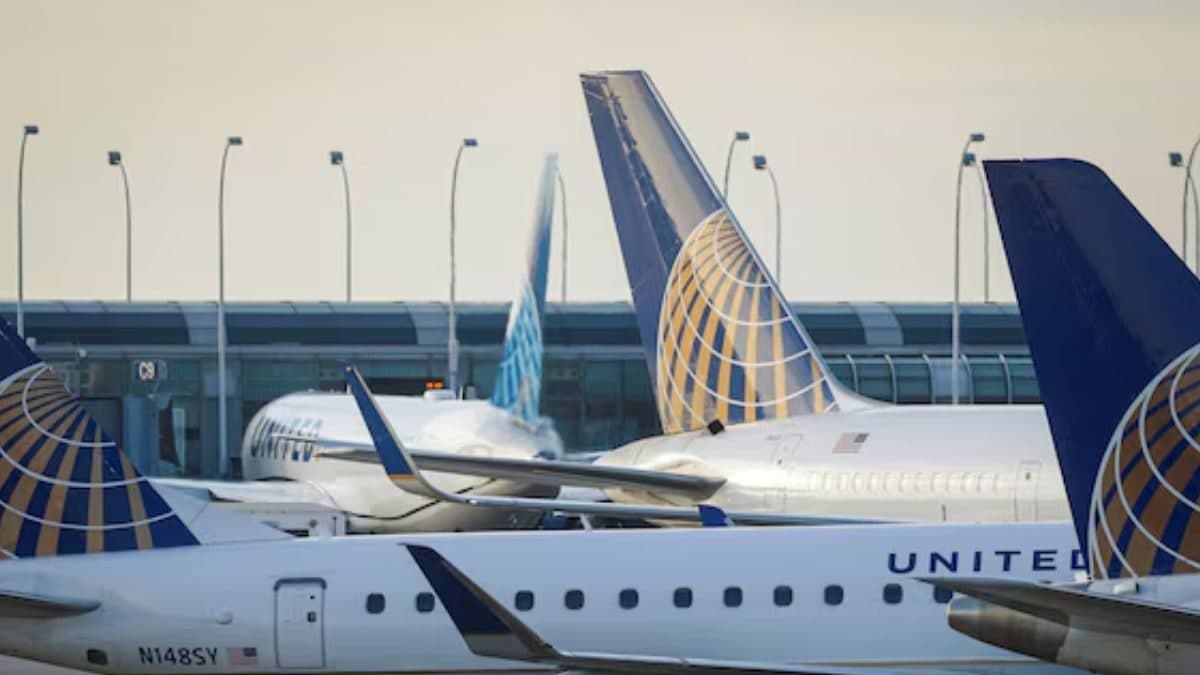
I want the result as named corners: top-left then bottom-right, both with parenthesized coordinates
top-left (135, 360), bottom-right (168, 382)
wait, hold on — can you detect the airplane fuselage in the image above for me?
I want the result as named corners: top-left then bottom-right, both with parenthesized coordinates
top-left (599, 404), bottom-right (1069, 523)
top-left (239, 392), bottom-right (562, 532)
top-left (2, 522), bottom-right (1087, 674)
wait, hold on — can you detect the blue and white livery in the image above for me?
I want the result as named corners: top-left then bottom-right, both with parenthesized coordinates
top-left (932, 158), bottom-right (1200, 675)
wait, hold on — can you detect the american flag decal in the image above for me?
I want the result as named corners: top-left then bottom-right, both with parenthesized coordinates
top-left (833, 432), bottom-right (869, 453)
top-left (226, 647), bottom-right (258, 666)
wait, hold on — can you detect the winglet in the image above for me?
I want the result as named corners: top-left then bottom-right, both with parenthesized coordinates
top-left (343, 364), bottom-right (438, 498)
top-left (698, 504), bottom-right (733, 527)
top-left (406, 544), bottom-right (557, 663)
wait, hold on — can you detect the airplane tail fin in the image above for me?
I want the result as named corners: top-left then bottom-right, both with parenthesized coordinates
top-left (987, 158), bottom-right (1200, 579)
top-left (0, 316), bottom-right (198, 558)
top-left (581, 70), bottom-right (848, 434)
top-left (490, 154), bottom-right (556, 427)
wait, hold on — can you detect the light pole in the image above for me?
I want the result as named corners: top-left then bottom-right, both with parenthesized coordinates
top-left (962, 152), bottom-right (992, 301)
top-left (448, 137), bottom-right (477, 396)
top-left (108, 151), bottom-right (133, 302)
top-left (722, 131), bottom-right (750, 200)
top-left (557, 166), bottom-right (568, 304)
top-left (16, 124), bottom-right (38, 337)
top-left (217, 136), bottom-right (242, 477)
top-left (952, 132), bottom-right (986, 405)
top-left (330, 151), bottom-right (352, 302)
top-left (1170, 149), bottom-right (1200, 270)
top-left (752, 155), bottom-right (782, 282)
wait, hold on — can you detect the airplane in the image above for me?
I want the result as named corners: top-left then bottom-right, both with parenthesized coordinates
top-left (922, 159), bottom-right (1200, 675)
top-left (151, 154), bottom-right (587, 534)
top-left (0, 304), bottom-right (1089, 674)
top-left (396, 69), bottom-right (1071, 525)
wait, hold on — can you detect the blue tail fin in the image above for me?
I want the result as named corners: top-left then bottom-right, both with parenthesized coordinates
top-left (581, 71), bottom-right (844, 434)
top-left (987, 158), bottom-right (1200, 579)
top-left (491, 154), bottom-right (555, 427)
top-left (0, 316), bottom-right (198, 558)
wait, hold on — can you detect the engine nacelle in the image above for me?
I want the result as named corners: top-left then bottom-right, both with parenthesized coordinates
top-left (946, 595), bottom-right (1197, 675)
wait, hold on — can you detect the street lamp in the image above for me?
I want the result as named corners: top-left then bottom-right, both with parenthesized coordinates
top-left (108, 151), bottom-right (133, 303)
top-left (1170, 149), bottom-right (1200, 270)
top-left (330, 150), bottom-right (352, 302)
top-left (217, 135), bottom-right (242, 477)
top-left (752, 155), bottom-right (782, 282)
top-left (952, 131), bottom-right (986, 405)
top-left (16, 124), bottom-right (38, 337)
top-left (448, 137), bottom-right (478, 395)
top-left (962, 152), bottom-right (992, 301)
top-left (722, 131), bottom-right (750, 200)
top-left (556, 166), bottom-right (568, 305)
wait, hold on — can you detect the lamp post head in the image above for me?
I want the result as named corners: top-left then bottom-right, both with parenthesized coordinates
top-left (753, 155), bottom-right (768, 170)
top-left (330, 150), bottom-right (344, 165)
top-left (227, 136), bottom-right (243, 147)
top-left (462, 138), bottom-right (478, 148)
top-left (108, 151), bottom-right (122, 166)
top-left (969, 132), bottom-right (986, 143)
top-left (1170, 152), bottom-right (1185, 168)
top-left (962, 152), bottom-right (977, 167)
top-left (23, 125), bottom-right (38, 136)
top-left (734, 131), bottom-right (750, 142)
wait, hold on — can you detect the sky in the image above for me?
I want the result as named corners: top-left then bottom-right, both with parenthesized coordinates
top-left (1, 0), bottom-right (1198, 305)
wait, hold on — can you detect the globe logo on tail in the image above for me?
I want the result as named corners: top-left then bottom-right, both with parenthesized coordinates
top-left (656, 209), bottom-right (836, 434)
top-left (1091, 341), bottom-right (1200, 578)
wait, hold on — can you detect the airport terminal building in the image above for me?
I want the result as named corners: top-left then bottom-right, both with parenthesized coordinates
top-left (1, 301), bottom-right (1039, 478)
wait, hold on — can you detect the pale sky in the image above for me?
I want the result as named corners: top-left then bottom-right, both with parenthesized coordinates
top-left (2, 0), bottom-right (1198, 305)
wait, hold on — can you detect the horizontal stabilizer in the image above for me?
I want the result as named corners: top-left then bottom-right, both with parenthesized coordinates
top-left (410, 544), bottom-right (920, 675)
top-left (0, 589), bottom-right (99, 619)
top-left (924, 576), bottom-right (1200, 643)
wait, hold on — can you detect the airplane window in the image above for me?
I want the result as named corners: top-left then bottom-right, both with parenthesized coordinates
top-left (724, 586), bottom-right (743, 608)
top-left (932, 473), bottom-right (947, 492)
top-left (365, 593), bottom-right (386, 614)
top-left (885, 473), bottom-right (899, 492)
top-left (933, 586), bottom-right (953, 604)
top-left (515, 590), bottom-right (534, 611)
top-left (899, 473), bottom-right (913, 493)
top-left (86, 649), bottom-right (108, 666)
top-left (948, 472), bottom-right (964, 492)
top-left (838, 473), bottom-right (850, 491)
top-left (619, 589), bottom-right (639, 609)
top-left (914, 472), bottom-right (926, 493)
top-left (415, 592), bottom-right (435, 613)
top-left (883, 584), bottom-right (903, 605)
top-left (853, 473), bottom-right (865, 492)
top-left (773, 585), bottom-right (793, 607)
top-left (965, 473), bottom-right (980, 493)
top-left (869, 473), bottom-right (882, 492)
top-left (564, 589), bottom-right (584, 610)
top-left (824, 585), bottom-right (844, 606)
top-left (989, 473), bottom-right (1002, 494)
top-left (673, 587), bottom-right (692, 608)
top-left (822, 472), bottom-right (835, 492)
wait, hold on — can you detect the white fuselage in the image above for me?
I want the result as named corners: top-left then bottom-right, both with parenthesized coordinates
top-left (599, 404), bottom-right (1070, 523)
top-left (239, 392), bottom-right (562, 533)
top-left (1, 521), bottom-right (1089, 674)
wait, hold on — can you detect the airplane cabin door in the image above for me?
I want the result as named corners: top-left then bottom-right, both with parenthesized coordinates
top-left (275, 579), bottom-right (326, 669)
top-left (1015, 461), bottom-right (1041, 522)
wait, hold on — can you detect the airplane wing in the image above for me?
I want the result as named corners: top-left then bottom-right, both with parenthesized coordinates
top-left (923, 577), bottom-right (1200, 643)
top-left (322, 447), bottom-right (726, 499)
top-left (0, 589), bottom-right (100, 619)
top-left (150, 477), bottom-right (335, 507)
top-left (408, 544), bottom-right (923, 675)
top-left (343, 364), bottom-right (885, 527)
